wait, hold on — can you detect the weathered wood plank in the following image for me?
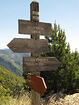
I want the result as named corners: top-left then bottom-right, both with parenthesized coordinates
top-left (7, 38), bottom-right (49, 53)
top-left (18, 20), bottom-right (51, 36)
top-left (23, 57), bottom-right (60, 72)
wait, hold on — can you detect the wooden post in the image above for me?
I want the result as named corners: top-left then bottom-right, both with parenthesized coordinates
top-left (31, 72), bottom-right (40, 105)
top-left (30, 1), bottom-right (40, 105)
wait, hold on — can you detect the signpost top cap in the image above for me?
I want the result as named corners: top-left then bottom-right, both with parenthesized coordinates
top-left (33, 0), bottom-right (37, 2)
top-left (33, 0), bottom-right (39, 3)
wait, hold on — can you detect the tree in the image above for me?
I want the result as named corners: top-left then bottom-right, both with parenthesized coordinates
top-left (41, 23), bottom-right (79, 95)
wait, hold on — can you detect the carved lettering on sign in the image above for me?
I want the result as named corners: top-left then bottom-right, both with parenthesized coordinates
top-left (19, 20), bottom-right (51, 36)
top-left (23, 57), bottom-right (60, 72)
top-left (7, 38), bottom-right (49, 53)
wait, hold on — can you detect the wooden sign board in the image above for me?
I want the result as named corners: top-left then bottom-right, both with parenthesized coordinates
top-left (28, 73), bottom-right (47, 95)
top-left (7, 38), bottom-right (49, 53)
top-left (23, 57), bottom-right (60, 72)
top-left (18, 20), bottom-right (51, 36)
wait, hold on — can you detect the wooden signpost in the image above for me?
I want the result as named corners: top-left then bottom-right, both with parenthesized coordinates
top-left (7, 1), bottom-right (60, 105)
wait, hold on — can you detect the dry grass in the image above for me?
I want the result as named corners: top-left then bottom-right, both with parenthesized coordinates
top-left (8, 94), bottom-right (31, 105)
top-left (1, 92), bottom-right (79, 105)
top-left (0, 93), bottom-right (31, 105)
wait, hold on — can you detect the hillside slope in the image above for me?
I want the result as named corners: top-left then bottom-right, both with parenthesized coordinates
top-left (0, 66), bottom-right (25, 97)
top-left (0, 49), bottom-right (30, 76)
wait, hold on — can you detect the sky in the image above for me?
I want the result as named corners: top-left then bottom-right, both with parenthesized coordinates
top-left (0, 0), bottom-right (79, 52)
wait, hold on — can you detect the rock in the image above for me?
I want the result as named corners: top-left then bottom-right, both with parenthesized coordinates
top-left (47, 93), bottom-right (79, 105)
top-left (41, 92), bottom-right (79, 105)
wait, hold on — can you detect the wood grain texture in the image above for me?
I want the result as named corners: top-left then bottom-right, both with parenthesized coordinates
top-left (30, 2), bottom-right (41, 105)
top-left (18, 20), bottom-right (51, 36)
top-left (30, 1), bottom-right (39, 22)
top-left (23, 57), bottom-right (60, 72)
top-left (7, 38), bottom-right (49, 53)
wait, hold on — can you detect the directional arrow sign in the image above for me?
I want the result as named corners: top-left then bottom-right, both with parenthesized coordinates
top-left (23, 57), bottom-right (60, 72)
top-left (28, 73), bottom-right (47, 95)
top-left (7, 38), bottom-right (49, 53)
top-left (18, 20), bottom-right (51, 36)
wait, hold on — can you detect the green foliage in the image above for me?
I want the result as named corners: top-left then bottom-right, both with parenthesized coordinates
top-left (41, 23), bottom-right (79, 95)
top-left (0, 66), bottom-right (26, 97)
